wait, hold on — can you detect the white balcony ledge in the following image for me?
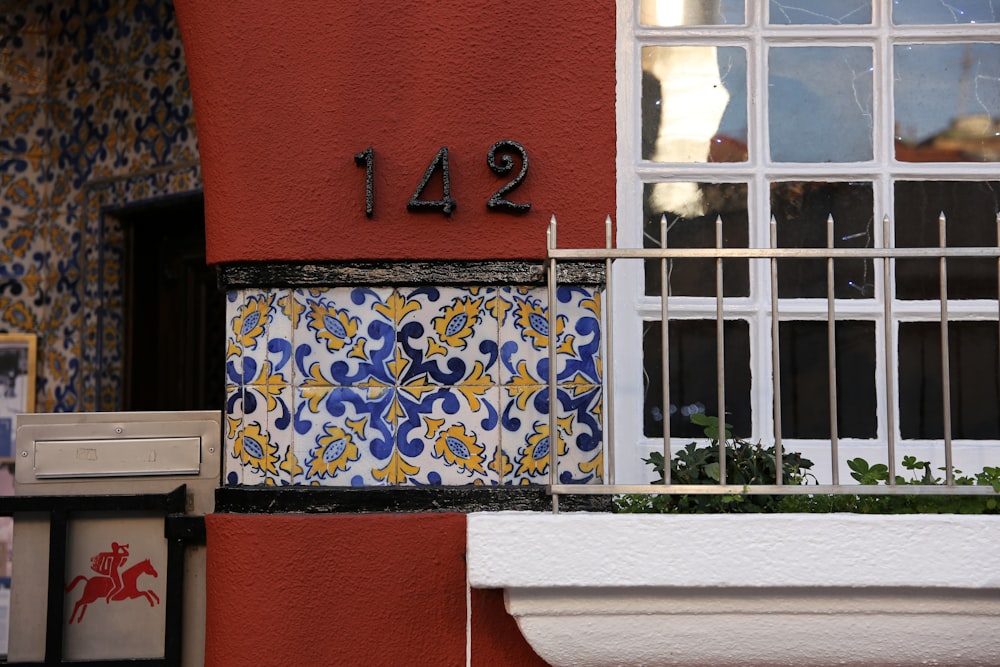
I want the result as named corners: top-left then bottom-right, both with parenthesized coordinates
top-left (466, 512), bottom-right (1000, 667)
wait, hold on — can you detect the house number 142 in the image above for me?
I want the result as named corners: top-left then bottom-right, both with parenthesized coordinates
top-left (353, 140), bottom-right (530, 218)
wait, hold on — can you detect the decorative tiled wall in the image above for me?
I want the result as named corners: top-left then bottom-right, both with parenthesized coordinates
top-left (225, 286), bottom-right (604, 486)
top-left (0, 0), bottom-right (198, 412)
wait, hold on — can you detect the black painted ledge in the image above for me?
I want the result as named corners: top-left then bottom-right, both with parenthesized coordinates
top-left (215, 486), bottom-right (613, 514)
top-left (218, 260), bottom-right (605, 289)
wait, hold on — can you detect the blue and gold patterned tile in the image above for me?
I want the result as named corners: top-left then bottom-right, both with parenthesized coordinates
top-left (222, 387), bottom-right (245, 486)
top-left (501, 384), bottom-right (604, 486)
top-left (498, 286), bottom-right (602, 387)
top-left (395, 385), bottom-right (501, 486)
top-left (126, 65), bottom-right (194, 168)
top-left (0, 28), bottom-right (47, 95)
top-left (396, 287), bottom-right (499, 388)
top-left (230, 384), bottom-right (272, 486)
top-left (51, 81), bottom-right (117, 188)
top-left (266, 382), bottom-right (296, 486)
top-left (0, 1), bottom-right (48, 35)
top-left (292, 384), bottom-right (397, 486)
top-left (47, 0), bottom-right (119, 90)
top-left (292, 287), bottom-right (395, 389)
top-left (0, 94), bottom-right (51, 176)
top-left (228, 289), bottom-right (275, 389)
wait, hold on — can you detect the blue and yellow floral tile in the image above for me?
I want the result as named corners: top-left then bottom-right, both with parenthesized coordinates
top-left (292, 385), bottom-right (397, 486)
top-left (396, 287), bottom-right (499, 387)
top-left (394, 385), bottom-right (500, 485)
top-left (224, 284), bottom-right (604, 486)
top-left (501, 384), bottom-right (603, 486)
top-left (229, 384), bottom-right (271, 486)
top-left (293, 287), bottom-right (396, 388)
top-left (0, 29), bottom-right (47, 95)
top-left (498, 287), bottom-right (602, 386)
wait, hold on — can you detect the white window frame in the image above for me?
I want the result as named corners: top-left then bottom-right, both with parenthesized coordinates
top-left (613, 0), bottom-right (1000, 484)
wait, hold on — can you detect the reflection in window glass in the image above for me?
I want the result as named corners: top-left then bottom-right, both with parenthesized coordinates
top-left (769, 0), bottom-right (871, 25)
top-left (779, 321), bottom-right (876, 439)
top-left (642, 46), bottom-right (747, 162)
top-left (771, 181), bottom-right (874, 299)
top-left (639, 0), bottom-right (745, 26)
top-left (644, 182), bottom-right (749, 297)
top-left (893, 0), bottom-right (1000, 24)
top-left (643, 319), bottom-right (751, 438)
top-left (895, 44), bottom-right (1000, 163)
top-left (899, 322), bottom-right (1000, 439)
top-left (769, 47), bottom-right (873, 162)
top-left (894, 181), bottom-right (1000, 300)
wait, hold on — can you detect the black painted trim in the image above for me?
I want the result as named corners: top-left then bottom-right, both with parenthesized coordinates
top-left (215, 486), bottom-right (613, 514)
top-left (217, 260), bottom-right (605, 289)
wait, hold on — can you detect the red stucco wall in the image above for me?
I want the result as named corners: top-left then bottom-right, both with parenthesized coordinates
top-left (174, 0), bottom-right (615, 264)
top-left (204, 513), bottom-right (547, 666)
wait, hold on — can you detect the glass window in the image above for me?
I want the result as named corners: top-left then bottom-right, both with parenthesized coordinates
top-left (769, 0), bottom-right (871, 25)
top-left (619, 0), bottom-right (1000, 485)
top-left (769, 47), bottom-right (873, 162)
top-left (895, 44), bottom-right (1000, 163)
top-left (893, 0), bottom-right (1000, 25)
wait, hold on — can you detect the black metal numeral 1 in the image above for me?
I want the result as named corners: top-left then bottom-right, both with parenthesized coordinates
top-left (486, 139), bottom-right (530, 213)
top-left (354, 146), bottom-right (374, 218)
top-left (408, 146), bottom-right (456, 217)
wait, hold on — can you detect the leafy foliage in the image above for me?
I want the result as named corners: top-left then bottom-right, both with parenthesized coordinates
top-left (614, 414), bottom-right (1000, 514)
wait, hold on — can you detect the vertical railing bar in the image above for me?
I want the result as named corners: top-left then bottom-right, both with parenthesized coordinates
top-left (770, 217), bottom-right (783, 485)
top-left (547, 216), bottom-right (559, 513)
top-left (660, 215), bottom-right (671, 484)
top-left (826, 214), bottom-right (841, 486)
top-left (605, 215), bottom-right (616, 486)
top-left (164, 519), bottom-right (187, 667)
top-left (939, 211), bottom-right (954, 485)
top-left (45, 509), bottom-right (68, 664)
top-left (997, 214), bottom-right (1000, 448)
top-left (715, 215), bottom-right (727, 484)
top-left (883, 214), bottom-right (897, 485)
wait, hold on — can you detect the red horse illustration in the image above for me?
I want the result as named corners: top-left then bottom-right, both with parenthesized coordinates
top-left (65, 558), bottom-right (160, 623)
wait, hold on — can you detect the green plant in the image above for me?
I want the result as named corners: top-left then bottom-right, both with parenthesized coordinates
top-left (614, 413), bottom-right (1000, 514)
top-left (615, 413), bottom-right (815, 513)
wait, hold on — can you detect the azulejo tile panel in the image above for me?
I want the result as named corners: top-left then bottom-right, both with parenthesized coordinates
top-left (225, 285), bottom-right (604, 487)
top-left (0, 0), bottom-right (200, 414)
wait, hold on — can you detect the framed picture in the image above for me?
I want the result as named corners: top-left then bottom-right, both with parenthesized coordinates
top-left (0, 334), bottom-right (36, 460)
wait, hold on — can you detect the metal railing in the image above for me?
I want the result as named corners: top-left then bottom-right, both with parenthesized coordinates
top-left (545, 214), bottom-right (1000, 509)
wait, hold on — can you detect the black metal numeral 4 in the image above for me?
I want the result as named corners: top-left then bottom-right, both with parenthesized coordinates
top-left (408, 146), bottom-right (456, 217)
top-left (486, 139), bottom-right (530, 213)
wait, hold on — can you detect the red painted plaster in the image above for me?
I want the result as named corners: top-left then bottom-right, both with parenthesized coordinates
top-left (472, 588), bottom-right (549, 667)
top-left (204, 513), bottom-right (468, 666)
top-left (173, 1), bottom-right (615, 264)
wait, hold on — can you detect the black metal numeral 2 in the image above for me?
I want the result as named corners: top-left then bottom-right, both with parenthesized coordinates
top-left (408, 146), bottom-right (456, 217)
top-left (354, 146), bottom-right (374, 218)
top-left (486, 139), bottom-right (531, 213)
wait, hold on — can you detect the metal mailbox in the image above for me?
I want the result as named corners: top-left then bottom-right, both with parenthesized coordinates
top-left (8, 410), bottom-right (221, 665)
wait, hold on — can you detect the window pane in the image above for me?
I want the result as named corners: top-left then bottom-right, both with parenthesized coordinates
top-left (893, 0), bottom-right (1000, 24)
top-left (895, 44), bottom-right (1000, 163)
top-left (899, 322), bottom-right (1000, 439)
top-left (643, 319), bottom-right (751, 438)
top-left (769, 47), bottom-right (873, 163)
top-left (779, 321), bottom-right (876, 439)
top-left (644, 182), bottom-right (749, 297)
top-left (771, 181), bottom-right (875, 299)
top-left (642, 46), bottom-right (748, 162)
top-left (769, 0), bottom-right (871, 25)
top-left (894, 181), bottom-right (1000, 300)
top-left (640, 0), bottom-right (745, 26)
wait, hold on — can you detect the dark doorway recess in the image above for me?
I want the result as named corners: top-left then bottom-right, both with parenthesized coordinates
top-left (119, 195), bottom-right (225, 412)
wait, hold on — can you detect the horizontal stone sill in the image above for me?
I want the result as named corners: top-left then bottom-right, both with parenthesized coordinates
top-left (467, 513), bottom-right (1000, 666)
